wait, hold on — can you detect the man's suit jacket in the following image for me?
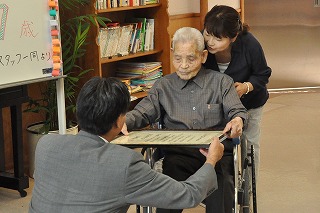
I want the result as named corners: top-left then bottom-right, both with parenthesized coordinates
top-left (29, 130), bottom-right (217, 213)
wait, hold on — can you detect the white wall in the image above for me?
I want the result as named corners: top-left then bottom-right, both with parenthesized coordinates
top-left (168, 0), bottom-right (240, 15)
top-left (245, 0), bottom-right (320, 88)
top-left (246, 0), bottom-right (320, 26)
top-left (208, 0), bottom-right (240, 11)
top-left (168, 0), bottom-right (199, 15)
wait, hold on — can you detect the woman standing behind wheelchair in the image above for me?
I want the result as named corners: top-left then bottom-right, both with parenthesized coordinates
top-left (202, 5), bottom-right (272, 178)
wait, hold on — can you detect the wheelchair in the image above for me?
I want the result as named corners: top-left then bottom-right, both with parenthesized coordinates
top-left (134, 136), bottom-right (257, 213)
top-left (234, 137), bottom-right (257, 213)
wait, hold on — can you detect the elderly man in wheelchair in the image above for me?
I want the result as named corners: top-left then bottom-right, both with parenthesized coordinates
top-left (121, 27), bottom-right (248, 213)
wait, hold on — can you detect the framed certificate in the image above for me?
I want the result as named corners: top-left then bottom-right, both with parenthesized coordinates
top-left (111, 130), bottom-right (227, 148)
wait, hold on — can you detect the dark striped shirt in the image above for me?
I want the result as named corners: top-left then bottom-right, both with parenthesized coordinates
top-left (126, 67), bottom-right (247, 131)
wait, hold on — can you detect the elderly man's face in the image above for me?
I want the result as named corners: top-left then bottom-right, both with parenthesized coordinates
top-left (172, 41), bottom-right (207, 80)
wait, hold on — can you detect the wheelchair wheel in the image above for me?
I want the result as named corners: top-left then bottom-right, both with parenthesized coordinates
top-left (142, 206), bottom-right (156, 213)
top-left (241, 159), bottom-right (251, 213)
top-left (136, 205), bottom-right (156, 213)
top-left (239, 140), bottom-right (254, 213)
top-left (239, 142), bottom-right (257, 213)
top-left (137, 147), bottom-right (158, 213)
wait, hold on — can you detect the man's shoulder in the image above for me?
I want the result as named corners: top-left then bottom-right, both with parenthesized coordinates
top-left (202, 68), bottom-right (233, 81)
top-left (39, 132), bottom-right (141, 159)
top-left (162, 72), bottom-right (177, 80)
top-left (40, 133), bottom-right (69, 142)
top-left (151, 72), bottom-right (178, 87)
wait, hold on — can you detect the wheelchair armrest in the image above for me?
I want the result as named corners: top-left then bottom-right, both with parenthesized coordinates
top-left (232, 137), bottom-right (241, 145)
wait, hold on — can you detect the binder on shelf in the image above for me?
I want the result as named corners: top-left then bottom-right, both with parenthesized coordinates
top-left (144, 19), bottom-right (154, 51)
top-left (117, 24), bottom-right (135, 56)
top-left (97, 0), bottom-right (104, 9)
top-left (99, 23), bottom-right (135, 58)
top-left (99, 28), bottom-right (109, 57)
top-left (103, 26), bottom-right (121, 57)
top-left (131, 22), bottom-right (142, 53)
top-left (107, 0), bottom-right (111, 8)
top-left (129, 23), bottom-right (138, 53)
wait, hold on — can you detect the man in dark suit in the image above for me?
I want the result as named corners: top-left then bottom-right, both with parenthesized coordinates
top-left (29, 77), bottom-right (224, 213)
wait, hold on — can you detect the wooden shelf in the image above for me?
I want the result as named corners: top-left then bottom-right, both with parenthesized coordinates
top-left (81, 0), bottom-right (170, 78)
top-left (131, 91), bottom-right (148, 99)
top-left (79, 0), bottom-right (170, 108)
top-left (100, 49), bottom-right (162, 63)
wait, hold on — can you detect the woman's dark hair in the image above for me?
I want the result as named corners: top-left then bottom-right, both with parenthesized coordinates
top-left (204, 5), bottom-right (250, 39)
top-left (76, 77), bottom-right (130, 135)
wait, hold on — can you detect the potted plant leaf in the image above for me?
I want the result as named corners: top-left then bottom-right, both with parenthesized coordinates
top-left (24, 0), bottom-right (109, 177)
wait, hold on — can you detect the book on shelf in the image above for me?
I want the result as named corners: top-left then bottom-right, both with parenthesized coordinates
top-left (99, 28), bottom-right (109, 57)
top-left (130, 85), bottom-right (144, 94)
top-left (116, 62), bottom-right (162, 88)
top-left (131, 22), bottom-right (142, 53)
top-left (116, 62), bottom-right (161, 73)
top-left (117, 24), bottom-right (135, 56)
top-left (98, 23), bottom-right (135, 58)
top-left (101, 26), bottom-right (121, 57)
top-left (127, 17), bottom-right (147, 52)
top-left (116, 68), bottom-right (161, 79)
top-left (111, 0), bottom-right (118, 7)
top-left (120, 79), bottom-right (144, 95)
top-left (98, 17), bottom-right (154, 57)
top-left (129, 23), bottom-right (138, 53)
top-left (97, 0), bottom-right (105, 10)
top-left (121, 0), bottom-right (129, 7)
top-left (130, 96), bottom-right (138, 101)
top-left (107, 0), bottom-right (111, 8)
top-left (129, 0), bottom-right (140, 6)
top-left (144, 0), bottom-right (159, 5)
top-left (131, 77), bottom-right (161, 87)
top-left (98, 0), bottom-right (158, 8)
top-left (144, 19), bottom-right (154, 51)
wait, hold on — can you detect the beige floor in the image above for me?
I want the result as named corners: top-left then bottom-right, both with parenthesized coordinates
top-left (1, 88), bottom-right (320, 213)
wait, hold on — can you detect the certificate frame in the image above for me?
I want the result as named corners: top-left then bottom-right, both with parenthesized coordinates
top-left (111, 130), bottom-right (228, 148)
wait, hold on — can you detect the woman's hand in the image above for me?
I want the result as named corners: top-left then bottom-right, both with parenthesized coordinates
top-left (234, 82), bottom-right (253, 97)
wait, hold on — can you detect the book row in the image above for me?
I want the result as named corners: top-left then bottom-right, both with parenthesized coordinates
top-left (96, 0), bottom-right (159, 10)
top-left (116, 62), bottom-right (163, 91)
top-left (98, 18), bottom-right (154, 58)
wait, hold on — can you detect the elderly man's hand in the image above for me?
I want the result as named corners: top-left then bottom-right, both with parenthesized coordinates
top-left (223, 116), bottom-right (243, 138)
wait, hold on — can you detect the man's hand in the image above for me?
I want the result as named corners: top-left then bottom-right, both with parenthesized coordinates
top-left (223, 116), bottom-right (243, 138)
top-left (121, 123), bottom-right (129, 136)
top-left (200, 137), bottom-right (224, 166)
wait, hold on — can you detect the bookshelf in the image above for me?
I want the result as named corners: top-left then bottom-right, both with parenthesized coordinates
top-left (81, 0), bottom-right (170, 99)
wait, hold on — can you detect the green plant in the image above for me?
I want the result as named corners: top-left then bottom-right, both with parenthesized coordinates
top-left (24, 0), bottom-right (109, 133)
